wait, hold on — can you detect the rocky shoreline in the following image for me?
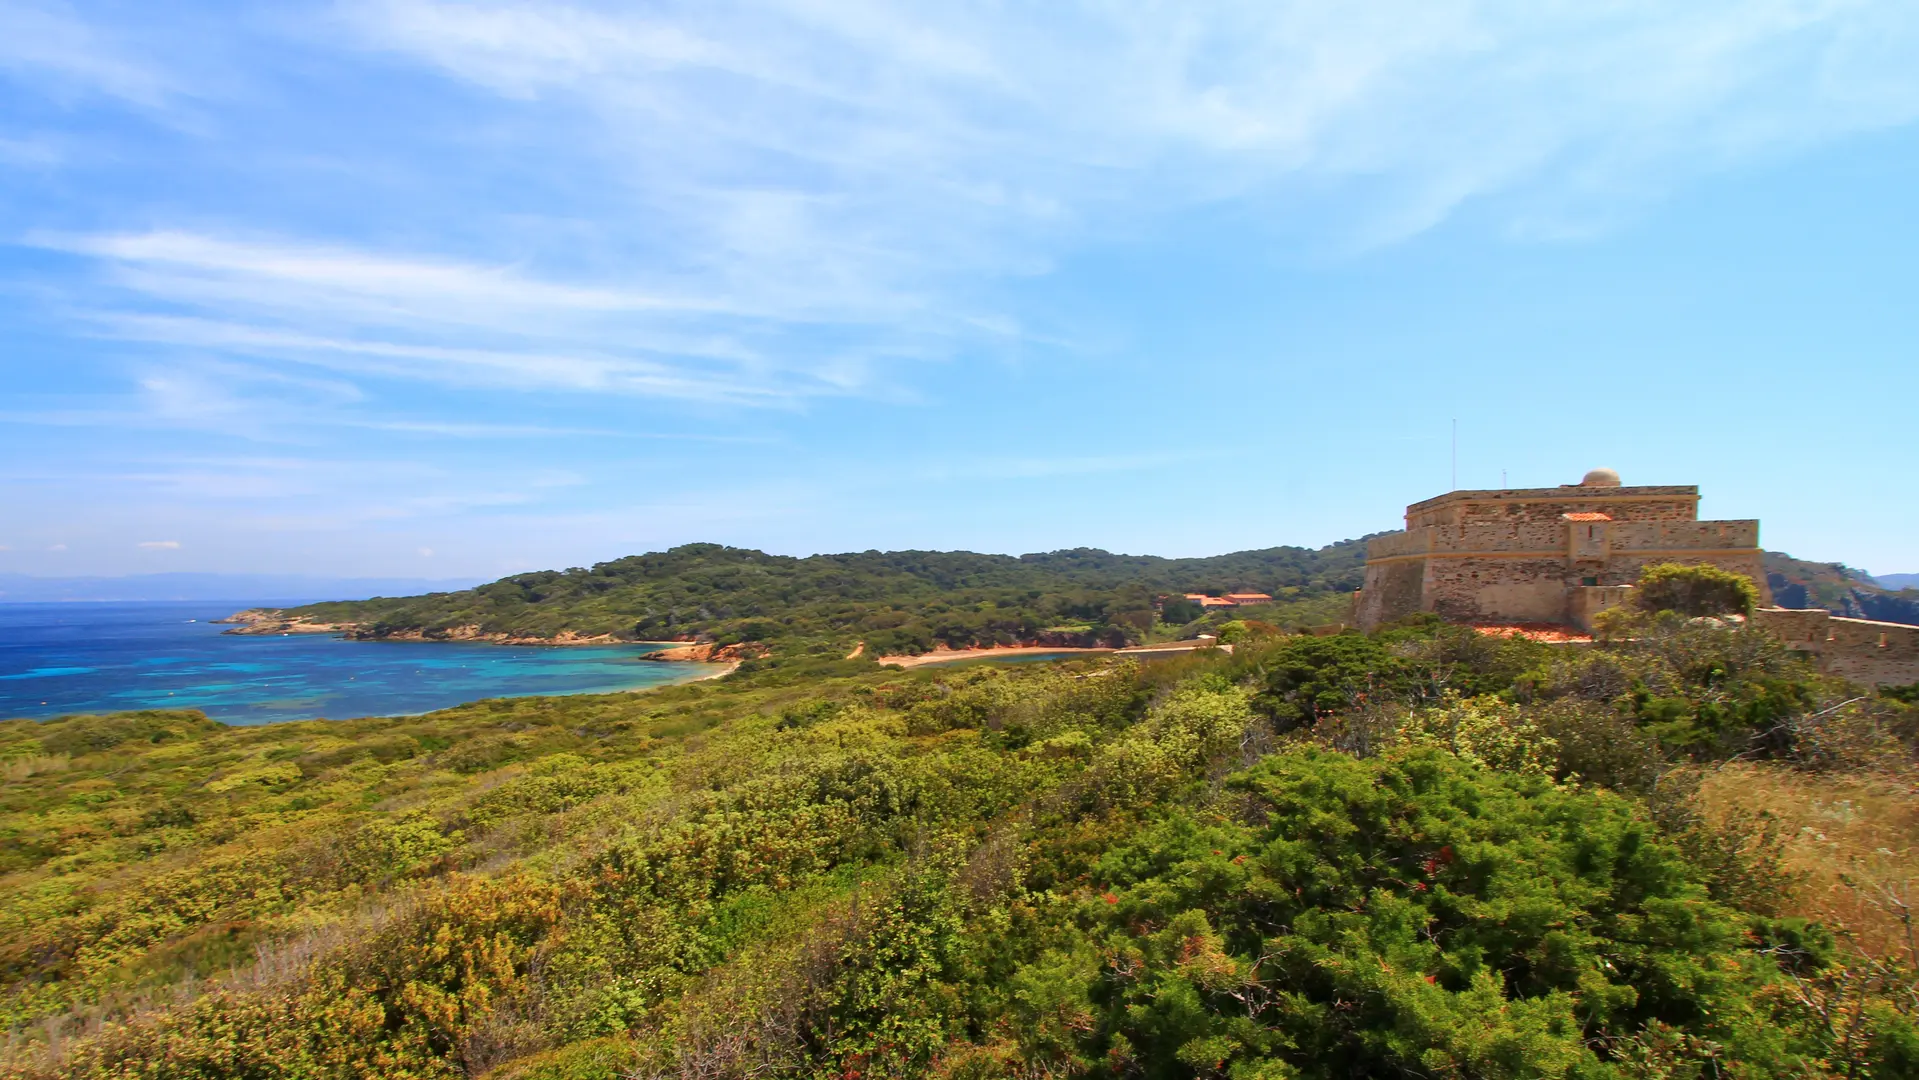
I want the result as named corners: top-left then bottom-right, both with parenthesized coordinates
top-left (215, 609), bottom-right (714, 653)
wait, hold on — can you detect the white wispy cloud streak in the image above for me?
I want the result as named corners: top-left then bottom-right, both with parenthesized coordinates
top-left (23, 0), bottom-right (1919, 418)
top-left (342, 0), bottom-right (1919, 243)
top-left (0, 0), bottom-right (176, 107)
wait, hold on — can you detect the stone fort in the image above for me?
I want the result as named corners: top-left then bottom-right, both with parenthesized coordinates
top-left (1351, 468), bottom-right (1919, 686)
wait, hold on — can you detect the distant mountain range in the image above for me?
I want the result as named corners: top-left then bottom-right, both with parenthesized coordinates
top-left (1765, 554), bottom-right (1919, 627)
top-left (0, 573), bottom-right (485, 604)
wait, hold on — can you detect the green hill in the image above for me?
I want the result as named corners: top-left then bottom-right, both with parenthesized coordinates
top-left (236, 541), bottom-right (1375, 655)
top-left (1765, 551), bottom-right (1919, 626)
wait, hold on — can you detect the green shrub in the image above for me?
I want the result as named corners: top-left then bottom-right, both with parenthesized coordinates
top-left (1634, 562), bottom-right (1761, 617)
top-left (1060, 747), bottom-right (1836, 1078)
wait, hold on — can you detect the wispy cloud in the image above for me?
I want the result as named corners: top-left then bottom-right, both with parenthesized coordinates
top-left (0, 0), bottom-right (177, 108)
top-left (136, 539), bottom-right (179, 549)
top-left (342, 0), bottom-right (1919, 249)
top-left (28, 2), bottom-right (1919, 418)
top-left (34, 233), bottom-right (919, 406)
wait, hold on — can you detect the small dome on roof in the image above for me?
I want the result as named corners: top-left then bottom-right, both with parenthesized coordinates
top-left (1580, 467), bottom-right (1621, 487)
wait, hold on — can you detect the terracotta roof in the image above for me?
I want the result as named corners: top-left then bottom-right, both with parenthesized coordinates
top-left (1561, 512), bottom-right (1613, 522)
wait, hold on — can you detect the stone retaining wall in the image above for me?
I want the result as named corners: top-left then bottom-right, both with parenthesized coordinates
top-left (1751, 607), bottom-right (1919, 687)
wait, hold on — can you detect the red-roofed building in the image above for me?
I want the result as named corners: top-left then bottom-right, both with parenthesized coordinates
top-left (1184, 593), bottom-right (1238, 609)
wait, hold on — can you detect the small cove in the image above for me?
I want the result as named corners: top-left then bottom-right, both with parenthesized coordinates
top-left (0, 601), bottom-right (715, 725)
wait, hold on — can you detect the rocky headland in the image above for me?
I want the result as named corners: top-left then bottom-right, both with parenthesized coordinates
top-left (216, 609), bottom-right (698, 650)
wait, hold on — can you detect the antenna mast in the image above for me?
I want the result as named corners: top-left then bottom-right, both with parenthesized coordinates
top-left (1451, 419), bottom-right (1458, 491)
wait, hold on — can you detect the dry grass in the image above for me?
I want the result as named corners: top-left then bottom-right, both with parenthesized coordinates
top-left (1698, 762), bottom-right (1919, 963)
top-left (1, 753), bottom-right (70, 782)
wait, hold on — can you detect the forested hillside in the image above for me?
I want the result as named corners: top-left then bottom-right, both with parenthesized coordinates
top-left (1766, 551), bottom-right (1919, 626)
top-left (7, 605), bottom-right (1919, 1078)
top-left (239, 541), bottom-right (1373, 654)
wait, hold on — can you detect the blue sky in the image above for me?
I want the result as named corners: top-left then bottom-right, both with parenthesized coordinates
top-left (3, 0), bottom-right (1917, 580)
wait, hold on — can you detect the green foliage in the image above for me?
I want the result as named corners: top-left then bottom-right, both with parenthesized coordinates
top-left (7, 609), bottom-right (1917, 1078)
top-left (1214, 619), bottom-right (1280, 645)
top-left (1241, 633), bottom-right (1414, 727)
top-left (1635, 561), bottom-right (1762, 618)
top-left (1063, 748), bottom-right (1829, 1078)
top-left (259, 540), bottom-right (1371, 654)
top-left (1160, 597), bottom-right (1203, 624)
top-left (1395, 691), bottom-right (1558, 775)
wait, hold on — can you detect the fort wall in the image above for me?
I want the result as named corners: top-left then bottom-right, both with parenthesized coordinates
top-left (1570, 585), bottom-right (1635, 631)
top-left (1404, 485), bottom-right (1699, 529)
top-left (1355, 472), bottom-right (1767, 631)
top-left (1351, 559), bottom-right (1424, 631)
top-left (1750, 608), bottom-right (1919, 687)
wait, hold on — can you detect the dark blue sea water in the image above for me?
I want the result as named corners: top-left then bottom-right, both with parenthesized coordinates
top-left (0, 602), bottom-right (711, 725)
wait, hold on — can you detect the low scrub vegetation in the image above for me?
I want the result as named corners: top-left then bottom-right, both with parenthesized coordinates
top-left (5, 611), bottom-right (1919, 1077)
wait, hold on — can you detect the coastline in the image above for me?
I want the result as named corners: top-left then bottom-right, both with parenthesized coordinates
top-left (216, 609), bottom-right (709, 651)
top-left (687, 661), bottom-right (742, 682)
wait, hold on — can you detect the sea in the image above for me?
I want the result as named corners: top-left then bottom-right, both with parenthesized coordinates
top-left (0, 601), bottom-right (710, 726)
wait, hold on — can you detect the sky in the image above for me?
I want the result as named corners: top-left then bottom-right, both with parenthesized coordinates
top-left (3, 0), bottom-right (1917, 581)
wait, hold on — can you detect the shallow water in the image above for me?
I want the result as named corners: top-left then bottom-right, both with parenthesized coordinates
top-left (0, 601), bottom-right (707, 725)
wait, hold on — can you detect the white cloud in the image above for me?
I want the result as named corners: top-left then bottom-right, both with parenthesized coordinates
top-left (342, 0), bottom-right (1919, 248)
top-left (24, 0), bottom-right (1919, 419)
top-left (137, 539), bottom-right (180, 549)
top-left (47, 543), bottom-right (67, 551)
top-left (418, 546), bottom-right (434, 557)
top-left (0, 0), bottom-right (176, 107)
top-left (37, 235), bottom-right (910, 405)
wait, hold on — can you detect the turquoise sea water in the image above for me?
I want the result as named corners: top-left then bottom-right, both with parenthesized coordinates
top-left (0, 601), bottom-right (710, 725)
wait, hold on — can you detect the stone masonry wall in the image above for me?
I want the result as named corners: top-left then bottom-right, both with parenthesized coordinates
top-left (1421, 550), bottom-right (1769, 625)
top-left (1357, 519), bottom-right (1769, 630)
top-left (1606, 521), bottom-right (1760, 550)
top-left (1751, 607), bottom-right (1919, 687)
top-left (1353, 559), bottom-right (1426, 630)
top-left (1570, 586), bottom-right (1635, 632)
top-left (1425, 557), bottom-right (1574, 623)
top-left (1368, 520), bottom-right (1760, 557)
top-left (1404, 485), bottom-right (1700, 529)
top-left (1451, 499), bottom-right (1697, 526)
top-left (1358, 482), bottom-right (1765, 633)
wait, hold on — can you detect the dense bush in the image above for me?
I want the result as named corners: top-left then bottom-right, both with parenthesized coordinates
top-left (1635, 561), bottom-right (1763, 618)
top-left (1039, 747), bottom-right (1855, 1077)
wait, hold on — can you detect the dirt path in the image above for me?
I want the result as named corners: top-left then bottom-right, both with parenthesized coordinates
top-left (876, 646), bottom-right (1114, 668)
